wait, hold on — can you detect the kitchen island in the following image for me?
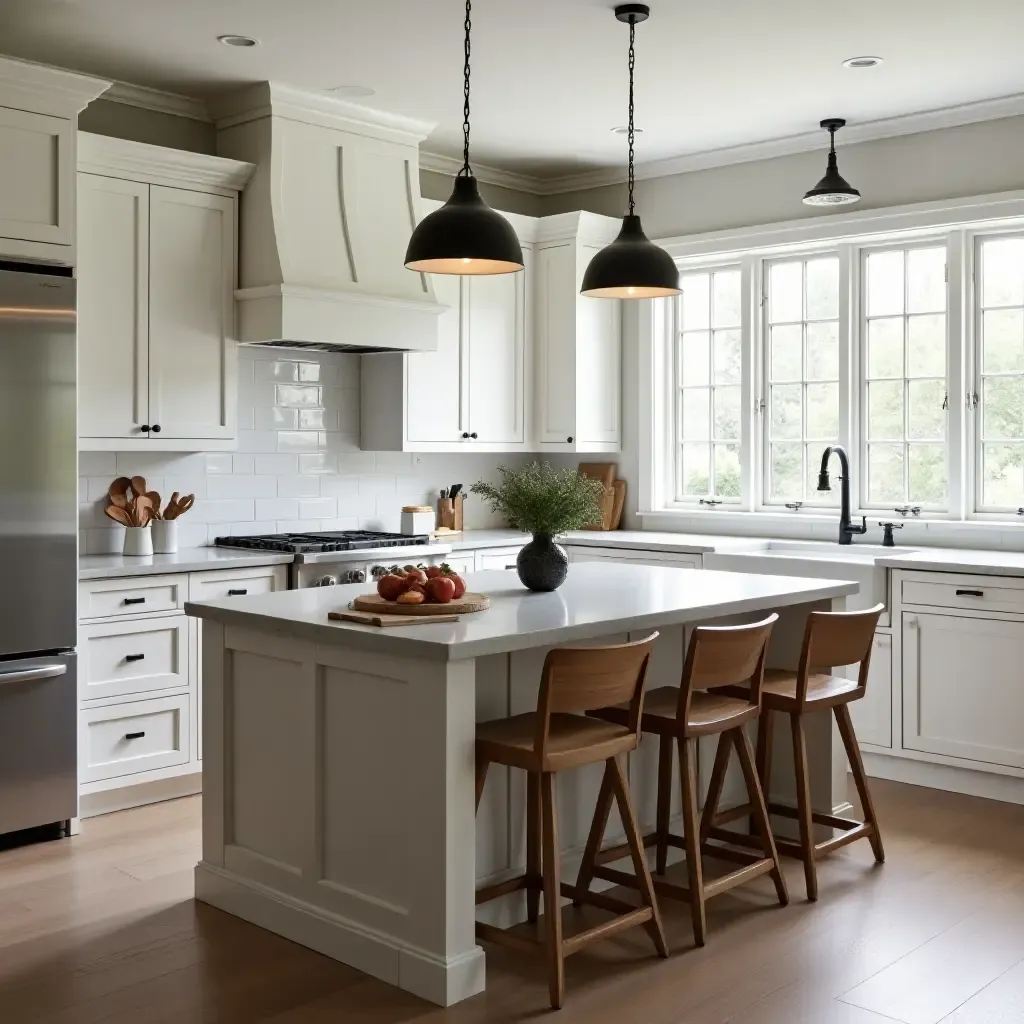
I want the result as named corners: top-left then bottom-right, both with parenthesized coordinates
top-left (186, 563), bottom-right (858, 1006)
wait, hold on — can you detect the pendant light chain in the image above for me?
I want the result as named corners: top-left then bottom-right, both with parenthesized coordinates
top-left (627, 17), bottom-right (636, 215)
top-left (461, 0), bottom-right (472, 176)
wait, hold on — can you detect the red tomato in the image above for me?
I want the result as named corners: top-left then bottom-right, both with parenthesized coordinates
top-left (442, 567), bottom-right (466, 599)
top-left (425, 576), bottom-right (456, 604)
top-left (424, 565), bottom-right (444, 579)
top-left (404, 568), bottom-right (428, 585)
top-left (377, 574), bottom-right (407, 601)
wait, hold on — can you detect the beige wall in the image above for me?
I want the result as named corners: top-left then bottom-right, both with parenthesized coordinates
top-left (419, 169), bottom-right (544, 218)
top-left (79, 98), bottom-right (217, 154)
top-left (541, 114), bottom-right (1024, 237)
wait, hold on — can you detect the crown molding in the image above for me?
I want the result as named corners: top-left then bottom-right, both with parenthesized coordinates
top-left (103, 80), bottom-right (210, 122)
top-left (417, 150), bottom-right (548, 195)
top-left (0, 54), bottom-right (109, 116)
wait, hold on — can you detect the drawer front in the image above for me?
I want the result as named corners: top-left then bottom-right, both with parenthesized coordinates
top-left (901, 577), bottom-right (1024, 616)
top-left (80, 615), bottom-right (188, 702)
top-left (568, 548), bottom-right (703, 570)
top-left (442, 554), bottom-right (475, 576)
top-left (79, 575), bottom-right (185, 620)
top-left (80, 695), bottom-right (189, 783)
top-left (477, 548), bottom-right (522, 571)
top-left (189, 565), bottom-right (288, 604)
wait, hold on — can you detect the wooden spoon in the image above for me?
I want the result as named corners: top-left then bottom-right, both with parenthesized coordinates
top-left (164, 491), bottom-right (180, 520)
top-left (144, 491), bottom-right (162, 519)
top-left (104, 505), bottom-right (134, 528)
top-left (108, 477), bottom-right (132, 509)
top-left (134, 494), bottom-right (154, 526)
top-left (130, 476), bottom-right (148, 499)
top-left (169, 494), bottom-right (194, 519)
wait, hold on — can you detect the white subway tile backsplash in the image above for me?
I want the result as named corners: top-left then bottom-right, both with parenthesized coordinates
top-left (359, 474), bottom-right (397, 495)
top-left (320, 475), bottom-right (360, 498)
top-left (206, 453), bottom-right (233, 474)
top-left (254, 454), bottom-right (299, 476)
top-left (195, 499), bottom-right (256, 523)
top-left (298, 408), bottom-right (327, 430)
top-left (207, 475), bottom-right (278, 499)
top-left (299, 497), bottom-right (337, 519)
top-left (79, 452), bottom-right (117, 476)
top-left (278, 476), bottom-right (321, 498)
top-left (336, 452), bottom-right (376, 474)
top-left (232, 454), bottom-right (255, 475)
top-left (276, 384), bottom-right (322, 408)
top-left (255, 497), bottom-right (299, 521)
top-left (298, 453), bottom-right (337, 475)
top-left (255, 405), bottom-right (298, 431)
top-left (297, 362), bottom-right (321, 382)
top-left (276, 430), bottom-right (321, 452)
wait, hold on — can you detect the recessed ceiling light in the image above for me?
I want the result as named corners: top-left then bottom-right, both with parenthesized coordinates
top-left (843, 56), bottom-right (882, 68)
top-left (611, 126), bottom-right (643, 135)
top-left (327, 85), bottom-right (376, 98)
top-left (218, 34), bottom-right (259, 48)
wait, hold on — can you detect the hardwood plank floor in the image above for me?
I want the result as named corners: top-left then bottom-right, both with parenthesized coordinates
top-left (3, 778), bottom-right (1024, 1022)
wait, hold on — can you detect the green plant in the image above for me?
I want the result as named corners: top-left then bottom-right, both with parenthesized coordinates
top-left (471, 462), bottom-right (606, 535)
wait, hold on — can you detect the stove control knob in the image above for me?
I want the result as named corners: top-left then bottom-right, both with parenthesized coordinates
top-left (313, 575), bottom-right (338, 588)
top-left (370, 565), bottom-right (389, 580)
top-left (345, 569), bottom-right (367, 584)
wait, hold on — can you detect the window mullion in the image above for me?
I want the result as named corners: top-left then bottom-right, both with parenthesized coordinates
top-left (947, 229), bottom-right (966, 519)
top-left (838, 244), bottom-right (857, 510)
top-left (740, 256), bottom-right (757, 511)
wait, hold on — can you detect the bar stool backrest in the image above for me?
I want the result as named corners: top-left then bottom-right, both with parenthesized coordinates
top-left (796, 603), bottom-right (885, 702)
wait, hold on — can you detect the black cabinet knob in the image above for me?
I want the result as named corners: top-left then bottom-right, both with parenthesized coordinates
top-left (140, 424), bottom-right (150, 432)
top-left (151, 424), bottom-right (161, 433)
top-left (462, 432), bottom-right (470, 439)
top-left (470, 432), bottom-right (478, 439)
top-left (567, 436), bottom-right (574, 443)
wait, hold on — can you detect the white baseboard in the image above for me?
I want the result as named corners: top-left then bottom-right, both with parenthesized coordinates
top-left (79, 772), bottom-right (202, 818)
top-left (194, 861), bottom-right (486, 1007)
top-left (863, 752), bottom-right (1024, 806)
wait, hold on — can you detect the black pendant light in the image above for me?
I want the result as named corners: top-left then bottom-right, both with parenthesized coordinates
top-left (581, 4), bottom-right (679, 299)
top-left (405, 0), bottom-right (523, 275)
top-left (803, 118), bottom-right (861, 207)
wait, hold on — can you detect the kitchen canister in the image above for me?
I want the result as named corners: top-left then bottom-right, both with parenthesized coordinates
top-left (401, 505), bottom-right (436, 535)
top-left (152, 518), bottom-right (178, 554)
top-left (123, 526), bottom-right (154, 557)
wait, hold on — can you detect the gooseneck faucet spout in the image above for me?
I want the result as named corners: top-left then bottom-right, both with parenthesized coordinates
top-left (817, 445), bottom-right (867, 545)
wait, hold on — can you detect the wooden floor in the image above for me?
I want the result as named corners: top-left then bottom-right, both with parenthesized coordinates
top-left (3, 779), bottom-right (1024, 1022)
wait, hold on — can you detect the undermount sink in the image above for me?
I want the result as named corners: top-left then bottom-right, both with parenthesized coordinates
top-left (757, 541), bottom-right (917, 562)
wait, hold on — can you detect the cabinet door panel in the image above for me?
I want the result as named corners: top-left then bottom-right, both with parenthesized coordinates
top-left (577, 244), bottom-right (621, 445)
top-left (406, 273), bottom-right (463, 443)
top-left (536, 245), bottom-right (577, 442)
top-left (148, 186), bottom-right (235, 439)
top-left (77, 174), bottom-right (149, 440)
top-left (849, 632), bottom-right (892, 748)
top-left (903, 612), bottom-right (1024, 768)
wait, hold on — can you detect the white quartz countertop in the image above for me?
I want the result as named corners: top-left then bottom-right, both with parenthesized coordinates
top-left (185, 563), bottom-right (858, 662)
top-left (876, 547), bottom-right (1024, 576)
top-left (447, 529), bottom-right (767, 553)
top-left (79, 547), bottom-right (295, 580)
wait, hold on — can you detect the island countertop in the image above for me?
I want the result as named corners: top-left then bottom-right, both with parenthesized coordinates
top-left (185, 563), bottom-right (858, 661)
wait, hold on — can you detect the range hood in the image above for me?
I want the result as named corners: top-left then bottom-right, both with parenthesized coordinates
top-left (212, 83), bottom-right (444, 353)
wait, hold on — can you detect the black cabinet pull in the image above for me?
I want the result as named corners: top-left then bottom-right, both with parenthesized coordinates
top-left (505, 564), bottom-right (516, 570)
top-left (140, 424), bottom-right (150, 432)
top-left (470, 432), bottom-right (478, 439)
top-left (227, 588), bottom-right (248, 596)
top-left (151, 424), bottom-right (162, 433)
top-left (124, 653), bottom-right (145, 663)
top-left (461, 431), bottom-right (470, 439)
top-left (956, 589), bottom-right (984, 597)
top-left (124, 731), bottom-right (146, 740)
top-left (567, 436), bottom-right (574, 443)
top-left (123, 597), bottom-right (146, 605)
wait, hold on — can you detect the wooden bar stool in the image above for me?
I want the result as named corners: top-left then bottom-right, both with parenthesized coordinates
top-left (709, 603), bottom-right (885, 901)
top-left (474, 633), bottom-right (668, 1010)
top-left (582, 615), bottom-right (787, 948)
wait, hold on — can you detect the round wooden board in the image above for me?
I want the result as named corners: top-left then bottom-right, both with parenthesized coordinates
top-left (351, 592), bottom-right (490, 615)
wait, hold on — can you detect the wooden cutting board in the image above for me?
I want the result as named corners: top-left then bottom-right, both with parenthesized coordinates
top-left (578, 463), bottom-right (618, 531)
top-left (350, 592), bottom-right (490, 615)
top-left (610, 479), bottom-right (626, 530)
top-left (329, 610), bottom-right (460, 627)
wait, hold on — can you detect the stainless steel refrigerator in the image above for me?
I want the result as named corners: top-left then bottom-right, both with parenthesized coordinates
top-left (0, 261), bottom-right (77, 838)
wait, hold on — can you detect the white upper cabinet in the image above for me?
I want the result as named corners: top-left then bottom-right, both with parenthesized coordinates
top-left (0, 57), bottom-right (109, 263)
top-left (76, 134), bottom-right (253, 451)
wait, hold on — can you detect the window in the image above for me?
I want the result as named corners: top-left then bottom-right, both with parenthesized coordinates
top-left (977, 235), bottom-right (1024, 512)
top-left (862, 245), bottom-right (948, 509)
top-left (763, 256), bottom-right (840, 506)
top-left (675, 267), bottom-right (742, 503)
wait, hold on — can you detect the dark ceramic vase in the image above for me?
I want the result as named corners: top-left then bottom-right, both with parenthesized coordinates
top-left (516, 533), bottom-right (569, 592)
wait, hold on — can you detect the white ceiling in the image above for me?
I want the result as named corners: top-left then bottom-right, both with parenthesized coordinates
top-left (5, 0), bottom-right (1024, 183)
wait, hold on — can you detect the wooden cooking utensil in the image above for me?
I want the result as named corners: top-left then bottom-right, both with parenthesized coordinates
top-left (165, 494), bottom-right (194, 520)
top-left (144, 491), bottom-right (162, 519)
top-left (164, 491), bottom-right (180, 519)
top-left (108, 477), bottom-right (132, 509)
top-left (130, 476), bottom-right (148, 499)
top-left (104, 505), bottom-right (134, 528)
top-left (133, 494), bottom-right (154, 527)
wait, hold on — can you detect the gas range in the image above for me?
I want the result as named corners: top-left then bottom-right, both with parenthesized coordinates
top-left (214, 530), bottom-right (432, 555)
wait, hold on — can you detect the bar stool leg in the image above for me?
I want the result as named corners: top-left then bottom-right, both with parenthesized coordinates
top-left (699, 732), bottom-right (732, 844)
top-left (677, 735), bottom-right (707, 947)
top-left (655, 735), bottom-right (673, 875)
top-left (526, 772), bottom-right (543, 923)
top-left (835, 703), bottom-right (885, 863)
top-left (540, 771), bottom-right (565, 1009)
top-left (572, 760), bottom-right (615, 907)
top-left (789, 712), bottom-right (818, 902)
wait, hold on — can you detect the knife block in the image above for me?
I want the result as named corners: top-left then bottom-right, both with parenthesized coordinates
top-left (438, 494), bottom-right (464, 532)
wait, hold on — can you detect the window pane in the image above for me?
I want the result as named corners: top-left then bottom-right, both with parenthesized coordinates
top-left (681, 331), bottom-right (710, 386)
top-left (806, 321), bottom-right (838, 380)
top-left (867, 250), bottom-right (905, 316)
top-left (681, 273), bottom-right (710, 329)
top-left (868, 380), bottom-right (904, 440)
top-left (769, 262), bottom-right (802, 322)
top-left (907, 315), bottom-right (946, 377)
top-left (770, 443), bottom-right (803, 500)
top-left (868, 318), bottom-right (904, 378)
top-left (715, 444), bottom-right (741, 498)
top-left (713, 386), bottom-right (741, 440)
top-left (868, 444), bottom-right (905, 503)
top-left (984, 377), bottom-right (1024, 439)
top-left (770, 325), bottom-right (802, 381)
top-left (770, 384), bottom-right (802, 439)
top-left (712, 270), bottom-right (741, 328)
top-left (681, 443), bottom-right (710, 496)
top-left (714, 329), bottom-right (742, 384)
top-left (908, 444), bottom-right (947, 505)
top-left (805, 257), bottom-right (839, 320)
top-left (983, 444), bottom-right (1024, 507)
top-left (983, 309), bottom-right (1024, 374)
top-left (806, 382), bottom-right (839, 439)
top-left (908, 379), bottom-right (946, 440)
top-left (981, 238), bottom-right (1024, 308)
top-left (681, 388), bottom-right (710, 440)
top-left (907, 247), bottom-right (946, 314)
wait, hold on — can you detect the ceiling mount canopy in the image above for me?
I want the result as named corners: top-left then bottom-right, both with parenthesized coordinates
top-left (803, 117), bottom-right (861, 207)
top-left (404, 0), bottom-right (523, 276)
top-left (581, 4), bottom-right (679, 299)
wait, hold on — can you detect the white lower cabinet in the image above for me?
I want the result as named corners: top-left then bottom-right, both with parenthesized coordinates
top-left (80, 614), bottom-right (188, 702)
top-left (565, 546), bottom-right (703, 570)
top-left (850, 632), bottom-right (892, 749)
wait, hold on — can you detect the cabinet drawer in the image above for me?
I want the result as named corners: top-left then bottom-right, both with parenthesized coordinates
top-left (80, 695), bottom-right (189, 783)
top-left (79, 575), bottom-right (185, 620)
top-left (189, 565), bottom-right (287, 604)
top-left (80, 615), bottom-right (188, 702)
top-left (477, 548), bottom-right (522, 571)
top-left (901, 577), bottom-right (1024, 616)
top-left (441, 554), bottom-right (475, 576)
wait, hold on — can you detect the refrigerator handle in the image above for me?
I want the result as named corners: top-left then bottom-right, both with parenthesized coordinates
top-left (0, 664), bottom-right (67, 686)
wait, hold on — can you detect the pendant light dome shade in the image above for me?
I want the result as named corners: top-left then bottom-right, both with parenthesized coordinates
top-left (582, 4), bottom-right (680, 299)
top-left (405, 175), bottom-right (523, 275)
top-left (803, 118), bottom-right (861, 206)
top-left (581, 215), bottom-right (680, 298)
